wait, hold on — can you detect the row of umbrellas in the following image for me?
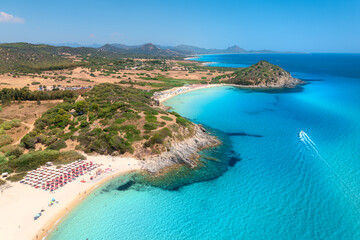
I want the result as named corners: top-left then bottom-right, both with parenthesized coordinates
top-left (20, 160), bottom-right (101, 191)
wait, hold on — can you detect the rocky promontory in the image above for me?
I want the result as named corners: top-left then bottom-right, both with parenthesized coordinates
top-left (140, 124), bottom-right (220, 173)
top-left (225, 60), bottom-right (304, 88)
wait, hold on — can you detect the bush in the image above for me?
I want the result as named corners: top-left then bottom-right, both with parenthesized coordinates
top-left (0, 135), bottom-right (13, 147)
top-left (9, 150), bottom-right (85, 172)
top-left (45, 136), bottom-right (57, 146)
top-left (6, 172), bottom-right (27, 182)
top-left (2, 146), bottom-right (24, 158)
top-left (0, 119), bottom-right (21, 130)
top-left (144, 128), bottom-right (172, 148)
top-left (0, 154), bottom-right (7, 164)
top-left (143, 122), bottom-right (158, 131)
top-left (47, 139), bottom-right (67, 150)
top-left (109, 136), bottom-right (133, 154)
top-left (170, 111), bottom-right (181, 117)
top-left (122, 112), bottom-right (138, 120)
top-left (176, 117), bottom-right (189, 126)
top-left (161, 116), bottom-right (173, 121)
top-left (115, 118), bottom-right (126, 124)
top-left (80, 121), bottom-right (89, 128)
top-left (21, 134), bottom-right (36, 149)
top-left (145, 115), bottom-right (157, 122)
top-left (120, 125), bottom-right (141, 142)
top-left (144, 110), bottom-right (159, 115)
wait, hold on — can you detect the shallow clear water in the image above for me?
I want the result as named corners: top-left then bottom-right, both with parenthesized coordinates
top-left (50, 54), bottom-right (360, 239)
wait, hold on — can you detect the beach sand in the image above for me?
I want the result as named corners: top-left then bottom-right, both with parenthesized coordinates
top-left (0, 155), bottom-right (142, 240)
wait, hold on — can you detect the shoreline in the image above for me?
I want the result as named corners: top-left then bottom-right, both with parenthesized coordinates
top-left (0, 155), bottom-right (143, 240)
top-left (154, 83), bottom-right (294, 103)
top-left (36, 166), bottom-right (143, 240)
top-left (2, 80), bottom-right (298, 240)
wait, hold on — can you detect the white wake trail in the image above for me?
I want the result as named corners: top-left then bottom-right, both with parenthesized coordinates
top-left (298, 131), bottom-right (360, 210)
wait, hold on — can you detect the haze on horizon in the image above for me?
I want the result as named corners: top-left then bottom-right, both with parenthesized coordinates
top-left (1, 0), bottom-right (359, 53)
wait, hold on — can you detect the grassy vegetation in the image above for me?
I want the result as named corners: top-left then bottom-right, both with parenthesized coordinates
top-left (221, 60), bottom-right (290, 85)
top-left (161, 116), bottom-right (173, 121)
top-left (0, 135), bottom-right (13, 148)
top-left (8, 150), bottom-right (85, 172)
top-left (0, 87), bottom-right (76, 104)
top-left (0, 43), bottom-right (183, 75)
top-left (20, 83), bottom-right (194, 156)
top-left (6, 172), bottom-right (27, 182)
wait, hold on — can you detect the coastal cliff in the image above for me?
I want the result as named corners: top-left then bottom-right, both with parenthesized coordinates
top-left (224, 60), bottom-right (304, 88)
top-left (140, 124), bottom-right (220, 173)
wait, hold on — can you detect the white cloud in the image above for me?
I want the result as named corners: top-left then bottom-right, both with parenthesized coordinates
top-left (0, 11), bottom-right (25, 24)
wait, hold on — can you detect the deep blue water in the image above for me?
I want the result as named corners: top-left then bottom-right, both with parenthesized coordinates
top-left (50, 54), bottom-right (360, 239)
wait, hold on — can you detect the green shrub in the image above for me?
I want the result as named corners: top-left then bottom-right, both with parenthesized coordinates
top-left (145, 115), bottom-right (157, 122)
top-left (0, 135), bottom-right (12, 147)
top-left (115, 118), bottom-right (126, 124)
top-left (0, 154), bottom-right (7, 164)
top-left (47, 139), bottom-right (67, 150)
top-left (45, 136), bottom-right (57, 146)
top-left (176, 117), bottom-right (189, 126)
top-left (74, 100), bottom-right (88, 115)
top-left (109, 136), bottom-right (133, 154)
top-left (6, 172), bottom-right (27, 182)
top-left (144, 128), bottom-right (172, 148)
top-left (144, 110), bottom-right (159, 115)
top-left (122, 112), bottom-right (138, 120)
top-left (120, 125), bottom-right (141, 142)
top-left (9, 150), bottom-right (85, 172)
top-left (80, 121), bottom-right (89, 128)
top-left (0, 119), bottom-right (21, 130)
top-left (170, 111), bottom-right (181, 117)
top-left (161, 116), bottom-right (173, 121)
top-left (2, 146), bottom-right (24, 158)
top-left (143, 122), bottom-right (158, 131)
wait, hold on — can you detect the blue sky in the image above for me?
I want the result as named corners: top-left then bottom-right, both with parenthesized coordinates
top-left (1, 0), bottom-right (359, 52)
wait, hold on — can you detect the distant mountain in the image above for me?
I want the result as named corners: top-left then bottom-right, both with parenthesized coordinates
top-left (100, 43), bottom-right (183, 56)
top-left (224, 45), bottom-right (246, 53)
top-left (168, 44), bottom-right (286, 55)
top-left (169, 45), bottom-right (219, 54)
top-left (50, 43), bottom-right (103, 48)
top-left (49, 42), bottom-right (299, 55)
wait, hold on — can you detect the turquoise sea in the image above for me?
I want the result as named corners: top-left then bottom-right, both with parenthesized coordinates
top-left (49, 54), bottom-right (360, 239)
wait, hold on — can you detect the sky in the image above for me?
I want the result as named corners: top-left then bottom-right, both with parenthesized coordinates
top-left (1, 0), bottom-right (360, 53)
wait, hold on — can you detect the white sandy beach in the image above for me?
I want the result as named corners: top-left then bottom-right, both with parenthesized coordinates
top-left (155, 84), bottom-right (228, 103)
top-left (0, 155), bottom-right (142, 240)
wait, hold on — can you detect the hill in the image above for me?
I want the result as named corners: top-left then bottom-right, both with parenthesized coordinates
top-left (0, 42), bottom-right (183, 74)
top-left (99, 43), bottom-right (297, 55)
top-left (222, 61), bottom-right (304, 88)
top-left (0, 42), bottom-right (86, 73)
top-left (100, 43), bottom-right (184, 57)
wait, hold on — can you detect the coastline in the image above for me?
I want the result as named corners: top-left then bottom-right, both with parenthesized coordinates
top-left (154, 83), bottom-right (299, 104)
top-left (0, 155), bottom-right (142, 240)
top-left (2, 79), bottom-right (299, 240)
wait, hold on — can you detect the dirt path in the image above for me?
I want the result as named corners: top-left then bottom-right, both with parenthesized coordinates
top-left (0, 117), bottom-right (34, 145)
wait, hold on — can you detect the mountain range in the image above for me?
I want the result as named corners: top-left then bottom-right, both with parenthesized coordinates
top-left (50, 42), bottom-right (299, 56)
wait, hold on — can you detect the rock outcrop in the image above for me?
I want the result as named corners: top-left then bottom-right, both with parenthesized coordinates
top-left (226, 60), bottom-right (304, 88)
top-left (140, 125), bottom-right (220, 173)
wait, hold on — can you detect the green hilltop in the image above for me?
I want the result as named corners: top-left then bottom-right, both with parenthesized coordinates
top-left (220, 60), bottom-right (303, 88)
